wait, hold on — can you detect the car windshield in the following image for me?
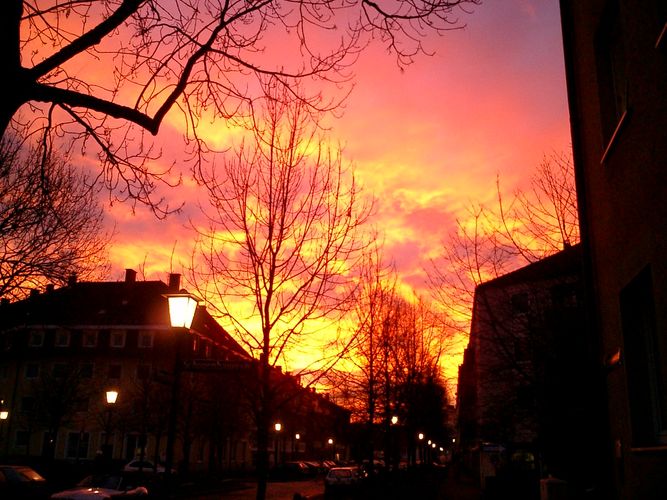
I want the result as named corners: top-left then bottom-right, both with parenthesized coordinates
top-left (2, 467), bottom-right (46, 482)
top-left (78, 475), bottom-right (123, 490)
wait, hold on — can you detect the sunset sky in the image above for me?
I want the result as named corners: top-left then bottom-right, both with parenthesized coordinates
top-left (104, 1), bottom-right (572, 386)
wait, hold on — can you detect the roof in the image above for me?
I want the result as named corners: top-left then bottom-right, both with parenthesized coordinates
top-left (475, 243), bottom-right (583, 293)
top-left (0, 275), bottom-right (249, 358)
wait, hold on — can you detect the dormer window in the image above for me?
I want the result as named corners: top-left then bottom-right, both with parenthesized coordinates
top-left (110, 331), bottom-right (126, 348)
top-left (55, 330), bottom-right (70, 347)
top-left (138, 331), bottom-right (154, 349)
top-left (82, 331), bottom-right (97, 348)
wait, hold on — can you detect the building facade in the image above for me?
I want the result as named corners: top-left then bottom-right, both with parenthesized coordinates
top-left (0, 269), bottom-right (349, 474)
top-left (560, 1), bottom-right (667, 498)
top-left (456, 245), bottom-right (602, 497)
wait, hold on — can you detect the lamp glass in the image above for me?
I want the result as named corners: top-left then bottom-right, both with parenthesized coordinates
top-left (295, 433), bottom-right (300, 440)
top-left (0, 410), bottom-right (8, 420)
top-left (167, 294), bottom-right (198, 329)
top-left (106, 390), bottom-right (119, 404)
top-left (391, 415), bottom-right (398, 425)
top-left (274, 423), bottom-right (282, 432)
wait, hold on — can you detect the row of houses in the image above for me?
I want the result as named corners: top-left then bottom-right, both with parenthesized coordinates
top-left (0, 269), bottom-right (350, 473)
top-left (456, 1), bottom-right (667, 499)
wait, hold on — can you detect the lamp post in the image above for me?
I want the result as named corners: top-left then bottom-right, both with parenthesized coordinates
top-left (164, 292), bottom-right (199, 481)
top-left (0, 402), bottom-right (8, 457)
top-left (418, 433), bottom-right (424, 465)
top-left (328, 438), bottom-right (335, 461)
top-left (274, 422), bottom-right (282, 466)
top-left (103, 390), bottom-right (118, 461)
top-left (294, 433), bottom-right (300, 458)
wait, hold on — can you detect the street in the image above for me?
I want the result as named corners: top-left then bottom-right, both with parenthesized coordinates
top-left (186, 478), bottom-right (325, 499)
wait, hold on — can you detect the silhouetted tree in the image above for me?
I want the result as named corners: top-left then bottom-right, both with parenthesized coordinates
top-left (0, 133), bottom-right (111, 301)
top-left (3, 0), bottom-right (478, 212)
top-left (188, 82), bottom-right (371, 499)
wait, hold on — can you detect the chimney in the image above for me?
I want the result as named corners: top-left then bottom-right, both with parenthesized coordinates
top-left (68, 273), bottom-right (77, 286)
top-left (125, 269), bottom-right (137, 283)
top-left (46, 284), bottom-right (55, 293)
top-left (30, 289), bottom-right (40, 298)
top-left (168, 273), bottom-right (181, 291)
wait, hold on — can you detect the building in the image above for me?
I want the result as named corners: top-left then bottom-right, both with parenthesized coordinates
top-left (0, 269), bottom-right (349, 474)
top-left (456, 244), bottom-right (602, 497)
top-left (560, 1), bottom-right (667, 498)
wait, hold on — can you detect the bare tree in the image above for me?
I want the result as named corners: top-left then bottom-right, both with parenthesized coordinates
top-left (188, 82), bottom-right (371, 499)
top-left (328, 245), bottom-right (451, 468)
top-left (0, 133), bottom-right (112, 301)
top-left (3, 0), bottom-right (478, 212)
top-left (428, 151), bottom-right (580, 336)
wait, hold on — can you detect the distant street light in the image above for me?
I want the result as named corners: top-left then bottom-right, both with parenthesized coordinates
top-left (164, 292), bottom-right (199, 480)
top-left (391, 415), bottom-right (398, 425)
top-left (418, 433), bottom-right (424, 441)
top-left (0, 410), bottom-right (8, 420)
top-left (328, 438), bottom-right (335, 461)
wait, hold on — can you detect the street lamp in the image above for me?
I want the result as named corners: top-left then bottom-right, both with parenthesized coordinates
top-left (274, 422), bottom-right (282, 466)
top-left (418, 433), bottom-right (424, 465)
top-left (103, 390), bottom-right (118, 461)
top-left (293, 433), bottom-right (300, 457)
top-left (164, 292), bottom-right (199, 480)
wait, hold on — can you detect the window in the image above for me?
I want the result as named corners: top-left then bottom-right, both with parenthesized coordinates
top-left (138, 331), bottom-right (154, 349)
top-left (82, 330), bottom-right (98, 347)
top-left (621, 267), bottom-right (667, 446)
top-left (66, 432), bottom-right (90, 459)
top-left (25, 363), bottom-right (39, 379)
top-left (108, 364), bottom-right (122, 379)
top-left (28, 330), bottom-right (44, 347)
top-left (79, 363), bottom-right (94, 378)
top-left (54, 330), bottom-right (70, 347)
top-left (110, 331), bottom-right (126, 348)
top-left (595, 0), bottom-right (629, 161)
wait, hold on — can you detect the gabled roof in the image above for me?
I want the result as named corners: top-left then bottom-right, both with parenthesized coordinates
top-left (475, 243), bottom-right (583, 293)
top-left (0, 275), bottom-right (249, 358)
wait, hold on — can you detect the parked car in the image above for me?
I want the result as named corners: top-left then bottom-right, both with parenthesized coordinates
top-left (271, 461), bottom-right (312, 481)
top-left (324, 466), bottom-right (366, 496)
top-left (50, 473), bottom-right (148, 499)
top-left (122, 459), bottom-right (167, 474)
top-left (0, 464), bottom-right (50, 499)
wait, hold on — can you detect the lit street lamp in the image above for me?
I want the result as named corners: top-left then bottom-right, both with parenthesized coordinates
top-left (164, 292), bottom-right (199, 480)
top-left (274, 422), bottom-right (282, 466)
top-left (103, 390), bottom-right (118, 461)
top-left (328, 438), bottom-right (335, 461)
top-left (0, 401), bottom-right (8, 457)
